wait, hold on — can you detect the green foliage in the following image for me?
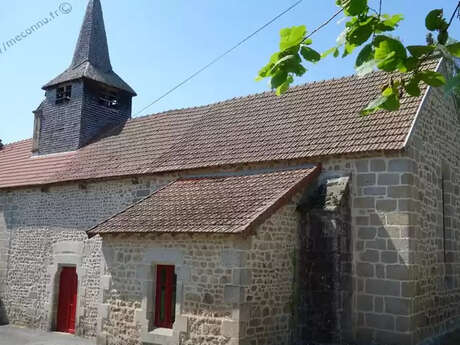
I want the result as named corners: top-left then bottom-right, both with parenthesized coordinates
top-left (374, 36), bottom-right (407, 72)
top-left (257, 1), bottom-right (459, 115)
top-left (425, 9), bottom-right (448, 31)
top-left (337, 0), bottom-right (368, 16)
top-left (301, 46), bottom-right (321, 62)
top-left (279, 25), bottom-right (307, 51)
top-left (447, 42), bottom-right (460, 57)
top-left (256, 25), bottom-right (321, 95)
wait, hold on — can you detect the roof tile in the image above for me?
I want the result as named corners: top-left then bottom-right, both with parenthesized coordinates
top-left (87, 166), bottom-right (320, 235)
top-left (0, 60), bottom-right (439, 189)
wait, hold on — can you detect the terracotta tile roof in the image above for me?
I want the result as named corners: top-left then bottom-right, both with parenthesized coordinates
top-left (0, 60), bottom-right (439, 189)
top-left (87, 166), bottom-right (320, 235)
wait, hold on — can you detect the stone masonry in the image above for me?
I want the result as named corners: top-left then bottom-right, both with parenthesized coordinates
top-left (1, 139), bottom-right (460, 344)
top-left (0, 175), bottom-right (173, 338)
top-left (96, 192), bottom-right (305, 345)
top-left (0, 60), bottom-right (459, 345)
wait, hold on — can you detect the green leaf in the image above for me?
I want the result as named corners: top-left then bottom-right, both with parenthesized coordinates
top-left (418, 71), bottom-right (447, 87)
top-left (407, 45), bottom-right (435, 58)
top-left (276, 75), bottom-right (294, 95)
top-left (399, 57), bottom-right (418, 73)
top-left (322, 47), bottom-right (340, 58)
top-left (271, 54), bottom-right (297, 70)
top-left (382, 86), bottom-right (394, 97)
top-left (405, 77), bottom-right (422, 96)
top-left (333, 47), bottom-right (340, 58)
top-left (343, 0), bottom-right (368, 16)
top-left (257, 64), bottom-right (272, 80)
top-left (256, 52), bottom-right (282, 80)
top-left (374, 36), bottom-right (407, 72)
top-left (382, 94), bottom-right (400, 111)
top-left (322, 47), bottom-right (337, 58)
top-left (343, 42), bottom-right (357, 57)
top-left (376, 14), bottom-right (404, 32)
top-left (280, 25), bottom-right (307, 51)
top-left (438, 30), bottom-right (449, 45)
top-left (356, 44), bottom-right (374, 67)
top-left (447, 42), bottom-right (460, 57)
top-left (300, 46), bottom-right (321, 62)
top-left (425, 9), bottom-right (447, 31)
top-left (361, 95), bottom-right (388, 115)
top-left (270, 70), bottom-right (288, 89)
top-left (347, 22), bottom-right (374, 46)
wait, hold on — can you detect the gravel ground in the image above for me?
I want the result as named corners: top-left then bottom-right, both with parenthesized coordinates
top-left (0, 325), bottom-right (95, 345)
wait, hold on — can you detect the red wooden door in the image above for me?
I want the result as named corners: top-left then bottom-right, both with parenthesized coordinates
top-left (57, 267), bottom-right (78, 334)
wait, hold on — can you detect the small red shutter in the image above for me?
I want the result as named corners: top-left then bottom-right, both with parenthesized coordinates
top-left (154, 265), bottom-right (176, 328)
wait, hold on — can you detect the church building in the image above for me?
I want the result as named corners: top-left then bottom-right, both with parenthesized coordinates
top-left (0, 1), bottom-right (459, 345)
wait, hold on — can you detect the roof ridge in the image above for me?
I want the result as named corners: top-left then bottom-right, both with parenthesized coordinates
top-left (131, 57), bottom-right (441, 124)
top-left (129, 70), bottom-right (376, 123)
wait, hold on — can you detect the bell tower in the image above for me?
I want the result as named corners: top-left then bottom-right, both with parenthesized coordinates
top-left (33, 0), bottom-right (136, 155)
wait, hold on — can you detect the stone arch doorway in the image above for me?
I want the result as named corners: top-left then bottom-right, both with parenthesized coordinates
top-left (57, 267), bottom-right (78, 334)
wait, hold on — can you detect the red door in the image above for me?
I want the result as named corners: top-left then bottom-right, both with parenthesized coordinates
top-left (57, 267), bottom-right (78, 334)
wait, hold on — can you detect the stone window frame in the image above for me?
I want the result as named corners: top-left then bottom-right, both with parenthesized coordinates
top-left (133, 248), bottom-right (189, 345)
top-left (46, 241), bottom-right (86, 334)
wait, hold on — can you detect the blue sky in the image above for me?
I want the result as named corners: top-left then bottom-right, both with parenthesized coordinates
top-left (0, 0), bottom-right (459, 144)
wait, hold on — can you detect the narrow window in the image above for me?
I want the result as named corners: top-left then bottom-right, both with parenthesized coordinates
top-left (56, 85), bottom-right (72, 104)
top-left (98, 91), bottom-right (119, 109)
top-left (154, 265), bottom-right (176, 329)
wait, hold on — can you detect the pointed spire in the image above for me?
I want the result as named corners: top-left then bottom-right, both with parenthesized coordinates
top-left (43, 0), bottom-right (136, 95)
top-left (71, 0), bottom-right (112, 72)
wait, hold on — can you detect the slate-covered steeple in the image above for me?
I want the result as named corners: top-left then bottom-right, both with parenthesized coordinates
top-left (71, 0), bottom-right (112, 72)
top-left (34, 0), bottom-right (136, 155)
top-left (43, 0), bottom-right (135, 95)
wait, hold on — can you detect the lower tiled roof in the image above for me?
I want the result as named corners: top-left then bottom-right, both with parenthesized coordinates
top-left (0, 60), bottom-right (440, 189)
top-left (87, 166), bottom-right (320, 235)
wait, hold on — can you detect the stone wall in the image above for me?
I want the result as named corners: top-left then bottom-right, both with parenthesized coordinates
top-left (321, 154), bottom-right (424, 345)
top-left (0, 192), bottom-right (9, 324)
top-left (0, 175), bottom-right (173, 337)
top-left (243, 193), bottom-right (302, 345)
top-left (99, 233), bottom-right (236, 345)
top-left (97, 194), bottom-right (305, 345)
top-left (404, 61), bottom-right (460, 344)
